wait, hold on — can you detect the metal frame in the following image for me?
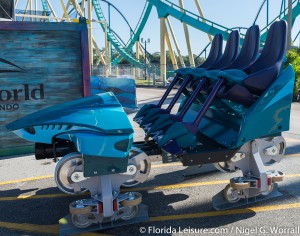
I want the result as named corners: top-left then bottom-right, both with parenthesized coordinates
top-left (213, 137), bottom-right (286, 210)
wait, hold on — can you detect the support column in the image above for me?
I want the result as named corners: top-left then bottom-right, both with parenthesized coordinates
top-left (45, 0), bottom-right (59, 22)
top-left (136, 41), bottom-right (140, 78)
top-left (160, 18), bottom-right (167, 85)
top-left (81, 0), bottom-right (85, 14)
top-left (165, 24), bottom-right (178, 70)
top-left (179, 0), bottom-right (195, 67)
top-left (93, 39), bottom-right (106, 65)
top-left (35, 0), bottom-right (37, 22)
top-left (194, 0), bottom-right (212, 42)
top-left (104, 22), bottom-right (109, 77)
top-left (116, 66), bottom-right (119, 77)
top-left (65, 0), bottom-right (71, 13)
top-left (15, 0), bottom-right (20, 8)
top-left (286, 0), bottom-right (293, 50)
top-left (88, 0), bottom-right (93, 67)
top-left (60, 0), bottom-right (70, 22)
top-left (30, 0), bottom-right (32, 22)
top-left (132, 66), bottom-right (136, 78)
top-left (166, 18), bottom-right (185, 68)
top-left (105, 40), bottom-right (111, 77)
top-left (22, 0), bottom-right (30, 22)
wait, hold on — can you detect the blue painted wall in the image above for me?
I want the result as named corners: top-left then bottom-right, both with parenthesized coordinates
top-left (0, 22), bottom-right (89, 156)
top-left (91, 76), bottom-right (137, 109)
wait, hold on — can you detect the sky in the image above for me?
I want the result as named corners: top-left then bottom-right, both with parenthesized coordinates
top-left (15, 0), bottom-right (300, 55)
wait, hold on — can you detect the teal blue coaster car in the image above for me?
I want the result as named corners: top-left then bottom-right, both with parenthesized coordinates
top-left (137, 21), bottom-right (294, 167)
top-left (159, 64), bottom-right (294, 158)
top-left (7, 92), bottom-right (134, 176)
top-left (6, 92), bottom-right (153, 230)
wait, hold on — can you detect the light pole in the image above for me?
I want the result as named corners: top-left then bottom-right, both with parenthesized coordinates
top-left (141, 38), bottom-right (150, 80)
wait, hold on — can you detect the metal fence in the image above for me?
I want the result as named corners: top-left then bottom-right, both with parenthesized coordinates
top-left (92, 64), bottom-right (178, 87)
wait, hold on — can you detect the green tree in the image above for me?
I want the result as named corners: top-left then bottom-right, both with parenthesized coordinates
top-left (195, 55), bottom-right (205, 66)
top-left (285, 47), bottom-right (300, 96)
top-left (93, 48), bottom-right (100, 65)
top-left (151, 52), bottom-right (160, 64)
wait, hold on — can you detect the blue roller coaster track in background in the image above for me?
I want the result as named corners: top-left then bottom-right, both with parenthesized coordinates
top-left (195, 0), bottom-right (300, 60)
top-left (40, 0), bottom-right (152, 67)
top-left (38, 0), bottom-right (300, 68)
top-left (91, 0), bottom-right (152, 67)
top-left (69, 0), bottom-right (153, 66)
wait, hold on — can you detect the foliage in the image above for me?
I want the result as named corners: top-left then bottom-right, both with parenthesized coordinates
top-left (93, 48), bottom-right (205, 67)
top-left (285, 47), bottom-right (300, 96)
top-left (148, 51), bottom-right (204, 66)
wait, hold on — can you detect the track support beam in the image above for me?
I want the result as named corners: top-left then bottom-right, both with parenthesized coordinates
top-left (287, 0), bottom-right (293, 50)
top-left (88, 0), bottom-right (93, 66)
top-left (135, 41), bottom-right (140, 78)
top-left (194, 0), bottom-right (212, 42)
top-left (60, 0), bottom-right (71, 22)
top-left (165, 21), bottom-right (178, 70)
top-left (160, 17), bottom-right (167, 85)
top-left (166, 18), bottom-right (185, 68)
top-left (178, 0), bottom-right (195, 68)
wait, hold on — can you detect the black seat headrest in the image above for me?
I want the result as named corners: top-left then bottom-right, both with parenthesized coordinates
top-left (199, 34), bottom-right (223, 70)
top-left (226, 25), bottom-right (260, 70)
top-left (211, 30), bottom-right (240, 70)
top-left (245, 20), bottom-right (287, 75)
top-left (242, 20), bottom-right (287, 94)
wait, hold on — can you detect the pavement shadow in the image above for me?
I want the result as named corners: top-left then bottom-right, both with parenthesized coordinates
top-left (1, 178), bottom-right (297, 236)
top-left (143, 191), bottom-right (189, 212)
top-left (100, 192), bottom-right (257, 236)
top-left (0, 186), bottom-right (80, 225)
top-left (0, 188), bottom-right (38, 197)
top-left (279, 180), bottom-right (300, 199)
top-left (138, 168), bottom-right (235, 191)
top-left (286, 143), bottom-right (300, 155)
top-left (115, 183), bottom-right (300, 236)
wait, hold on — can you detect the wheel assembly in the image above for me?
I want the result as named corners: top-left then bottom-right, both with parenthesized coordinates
top-left (271, 171), bottom-right (284, 182)
top-left (121, 192), bottom-right (142, 207)
top-left (69, 200), bottom-right (93, 215)
top-left (55, 153), bottom-right (87, 194)
top-left (67, 191), bottom-right (143, 228)
top-left (217, 137), bottom-right (287, 207)
top-left (260, 184), bottom-right (274, 196)
top-left (53, 147), bottom-right (149, 230)
top-left (69, 200), bottom-right (94, 228)
top-left (121, 205), bottom-right (139, 221)
top-left (213, 161), bottom-right (237, 173)
top-left (71, 214), bottom-right (93, 229)
top-left (121, 148), bottom-right (151, 187)
top-left (223, 184), bottom-right (240, 203)
top-left (230, 179), bottom-right (250, 190)
top-left (120, 192), bottom-right (142, 221)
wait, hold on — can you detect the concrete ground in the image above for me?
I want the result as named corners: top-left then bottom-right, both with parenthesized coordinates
top-left (0, 87), bottom-right (300, 236)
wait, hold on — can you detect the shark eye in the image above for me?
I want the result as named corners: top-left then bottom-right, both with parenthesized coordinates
top-left (24, 126), bottom-right (36, 135)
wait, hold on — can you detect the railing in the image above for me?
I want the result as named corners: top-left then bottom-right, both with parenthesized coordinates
top-left (195, 26), bottom-right (248, 61)
top-left (260, 0), bottom-right (299, 34)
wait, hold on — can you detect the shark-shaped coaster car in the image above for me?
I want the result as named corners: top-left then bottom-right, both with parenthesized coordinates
top-left (7, 92), bottom-right (151, 232)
